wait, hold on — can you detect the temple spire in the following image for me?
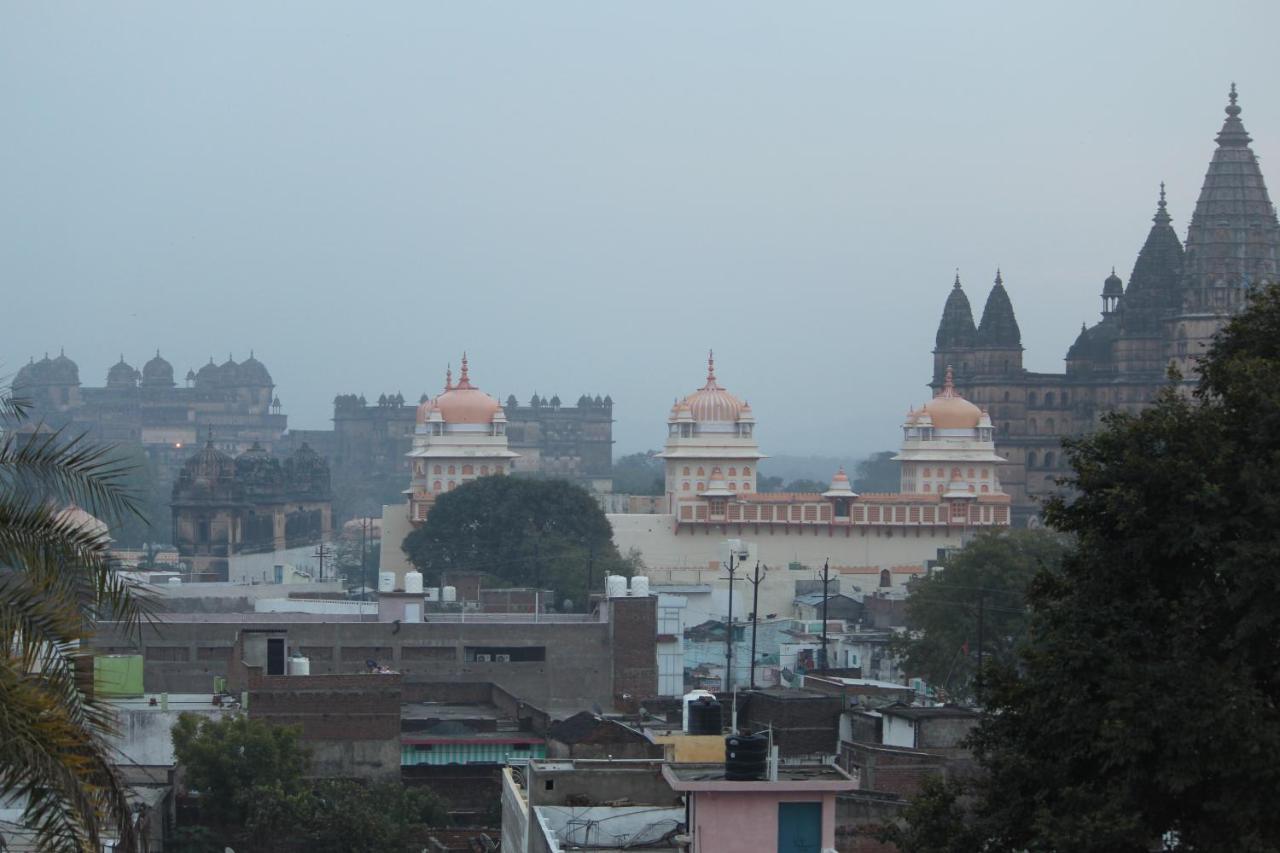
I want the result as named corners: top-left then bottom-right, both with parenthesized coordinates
top-left (977, 269), bottom-right (1022, 348)
top-left (1153, 181), bottom-right (1171, 225)
top-left (935, 272), bottom-right (977, 350)
top-left (1216, 81), bottom-right (1251, 147)
top-left (456, 352), bottom-right (474, 389)
top-left (444, 364), bottom-right (453, 392)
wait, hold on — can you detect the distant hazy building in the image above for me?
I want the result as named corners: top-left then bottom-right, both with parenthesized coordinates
top-left (316, 375), bottom-right (613, 522)
top-left (932, 87), bottom-right (1280, 524)
top-left (171, 435), bottom-right (332, 580)
top-left (11, 349), bottom-right (287, 487)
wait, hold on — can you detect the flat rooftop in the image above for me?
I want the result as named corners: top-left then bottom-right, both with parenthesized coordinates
top-left (663, 762), bottom-right (856, 792)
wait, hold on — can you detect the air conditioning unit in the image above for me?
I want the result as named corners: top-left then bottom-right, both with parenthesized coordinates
top-left (475, 654), bottom-right (491, 662)
top-left (494, 654), bottom-right (511, 662)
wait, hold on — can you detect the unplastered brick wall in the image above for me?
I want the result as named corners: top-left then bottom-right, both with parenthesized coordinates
top-left (608, 596), bottom-right (658, 706)
top-left (743, 689), bottom-right (842, 757)
top-left (249, 673), bottom-right (402, 740)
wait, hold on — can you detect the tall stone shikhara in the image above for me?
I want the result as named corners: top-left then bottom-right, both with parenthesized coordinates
top-left (931, 86), bottom-right (1280, 524)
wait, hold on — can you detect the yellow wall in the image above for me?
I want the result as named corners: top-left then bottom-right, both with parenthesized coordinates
top-left (653, 733), bottom-right (725, 763)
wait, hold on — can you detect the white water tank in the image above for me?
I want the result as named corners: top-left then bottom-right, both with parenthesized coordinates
top-left (630, 576), bottom-right (650, 598)
top-left (442, 585), bottom-right (457, 603)
top-left (405, 571), bottom-right (424, 594)
top-left (378, 572), bottom-right (395, 593)
top-left (606, 575), bottom-right (628, 599)
top-left (682, 689), bottom-right (716, 733)
top-left (287, 656), bottom-right (310, 676)
top-left (167, 577), bottom-right (182, 585)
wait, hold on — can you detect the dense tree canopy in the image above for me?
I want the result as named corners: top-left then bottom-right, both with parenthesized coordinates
top-left (611, 451), bottom-right (665, 495)
top-left (852, 450), bottom-right (900, 493)
top-left (900, 285), bottom-right (1280, 851)
top-left (171, 713), bottom-right (447, 852)
top-left (894, 530), bottom-right (1069, 703)
top-left (402, 475), bottom-right (630, 609)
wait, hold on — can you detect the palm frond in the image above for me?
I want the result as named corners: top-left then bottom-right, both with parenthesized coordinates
top-left (0, 427), bottom-right (142, 527)
top-left (0, 390), bottom-right (32, 425)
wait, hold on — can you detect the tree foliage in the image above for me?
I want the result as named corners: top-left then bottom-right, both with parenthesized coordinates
top-left (611, 451), bottom-right (665, 495)
top-left (171, 713), bottom-right (447, 852)
top-left (894, 530), bottom-right (1069, 702)
top-left (852, 450), bottom-right (900, 492)
top-left (402, 475), bottom-right (629, 608)
top-left (901, 285), bottom-right (1280, 851)
top-left (0, 390), bottom-right (148, 850)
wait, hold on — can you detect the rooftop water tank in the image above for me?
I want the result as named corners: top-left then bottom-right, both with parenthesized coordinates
top-left (606, 575), bottom-right (628, 599)
top-left (687, 696), bottom-right (722, 736)
top-left (404, 571), bottom-right (424, 594)
top-left (287, 656), bottom-right (310, 676)
top-left (442, 585), bottom-right (457, 603)
top-left (725, 734), bottom-right (768, 781)
top-left (682, 689), bottom-right (717, 734)
top-left (630, 575), bottom-right (650, 598)
top-left (378, 572), bottom-right (395, 593)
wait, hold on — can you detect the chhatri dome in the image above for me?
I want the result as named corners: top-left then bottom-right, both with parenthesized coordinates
top-left (907, 366), bottom-right (986, 430)
top-left (668, 351), bottom-right (755, 431)
top-left (416, 354), bottom-right (504, 426)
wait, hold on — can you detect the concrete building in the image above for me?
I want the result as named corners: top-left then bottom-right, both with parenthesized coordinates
top-left (95, 594), bottom-right (658, 713)
top-left (931, 87), bottom-right (1280, 523)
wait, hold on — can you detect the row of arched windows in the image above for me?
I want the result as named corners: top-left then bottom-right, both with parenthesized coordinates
top-left (680, 465), bottom-right (751, 478)
top-left (430, 463), bottom-right (489, 476)
top-left (1026, 451), bottom-right (1062, 469)
top-left (680, 481), bottom-right (752, 492)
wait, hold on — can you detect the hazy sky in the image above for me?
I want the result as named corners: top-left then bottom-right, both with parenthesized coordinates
top-left (4, 2), bottom-right (1279, 458)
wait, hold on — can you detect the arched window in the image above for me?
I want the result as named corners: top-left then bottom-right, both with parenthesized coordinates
top-left (1003, 391), bottom-right (1010, 401)
top-left (728, 467), bottom-right (737, 477)
top-left (967, 468), bottom-right (975, 478)
top-left (1046, 418), bottom-right (1055, 433)
top-left (981, 484), bottom-right (990, 493)
top-left (920, 467), bottom-right (931, 478)
top-left (741, 483), bottom-right (751, 492)
top-left (1062, 392), bottom-right (1070, 405)
top-left (480, 465), bottom-right (489, 475)
top-left (923, 483), bottom-right (932, 492)
top-left (711, 467), bottom-right (722, 477)
top-left (432, 480), bottom-right (442, 492)
top-left (697, 467), bottom-right (705, 477)
top-left (743, 467), bottom-right (752, 476)
top-left (879, 569), bottom-right (891, 588)
top-left (682, 482), bottom-right (691, 491)
top-left (461, 465), bottom-right (474, 476)
top-left (447, 465), bottom-right (456, 475)
top-left (1027, 451), bottom-right (1038, 467)
top-left (683, 466), bottom-right (690, 476)
top-left (697, 482), bottom-right (705, 491)
top-left (433, 465), bottom-right (442, 475)
top-left (981, 468), bottom-right (989, 478)
top-left (1028, 391), bottom-right (1038, 406)
top-left (1029, 418), bottom-right (1038, 434)
top-left (951, 467), bottom-right (961, 480)
top-left (729, 482), bottom-right (737, 490)
top-left (1045, 392), bottom-right (1056, 406)
top-left (1045, 451), bottom-right (1056, 468)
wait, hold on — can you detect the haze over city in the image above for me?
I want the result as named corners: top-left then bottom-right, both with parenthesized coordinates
top-left (3, 1), bottom-right (1279, 457)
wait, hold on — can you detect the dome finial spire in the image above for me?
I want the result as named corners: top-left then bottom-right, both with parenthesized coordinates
top-left (954, 268), bottom-right (961, 288)
top-left (457, 352), bottom-right (473, 389)
top-left (943, 364), bottom-right (956, 395)
top-left (705, 350), bottom-right (717, 387)
top-left (444, 364), bottom-right (453, 392)
top-left (1153, 181), bottom-right (1172, 225)
top-left (995, 268), bottom-right (1003, 286)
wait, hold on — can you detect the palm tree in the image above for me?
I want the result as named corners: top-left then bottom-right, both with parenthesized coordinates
top-left (0, 388), bottom-right (147, 850)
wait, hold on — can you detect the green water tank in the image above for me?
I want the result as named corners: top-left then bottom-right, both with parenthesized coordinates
top-left (94, 654), bottom-right (144, 697)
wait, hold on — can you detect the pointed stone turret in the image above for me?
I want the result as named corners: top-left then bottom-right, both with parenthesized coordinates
top-left (935, 272), bottom-right (978, 350)
top-left (1183, 84), bottom-right (1280, 297)
top-left (1119, 184), bottom-right (1185, 334)
top-left (977, 270), bottom-right (1022, 348)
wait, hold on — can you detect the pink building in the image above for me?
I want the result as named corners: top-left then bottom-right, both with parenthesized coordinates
top-left (663, 762), bottom-right (856, 853)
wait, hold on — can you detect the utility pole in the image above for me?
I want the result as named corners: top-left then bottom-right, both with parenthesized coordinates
top-left (976, 590), bottom-right (986, 704)
top-left (721, 550), bottom-right (740, 693)
top-left (747, 561), bottom-right (765, 689)
top-left (819, 558), bottom-right (832, 673)
top-left (312, 543), bottom-right (332, 582)
top-left (585, 542), bottom-right (595, 614)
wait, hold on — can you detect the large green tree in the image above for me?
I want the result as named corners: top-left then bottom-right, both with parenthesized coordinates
top-left (903, 285), bottom-right (1280, 851)
top-left (611, 451), bottom-right (664, 495)
top-left (402, 476), bottom-right (628, 608)
top-left (852, 450), bottom-right (901, 493)
top-left (171, 713), bottom-right (447, 852)
top-left (894, 530), bottom-right (1069, 703)
top-left (0, 392), bottom-right (147, 850)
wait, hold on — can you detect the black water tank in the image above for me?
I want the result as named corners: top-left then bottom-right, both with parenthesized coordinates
top-left (725, 734), bottom-right (768, 781)
top-left (687, 696), bottom-right (722, 735)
